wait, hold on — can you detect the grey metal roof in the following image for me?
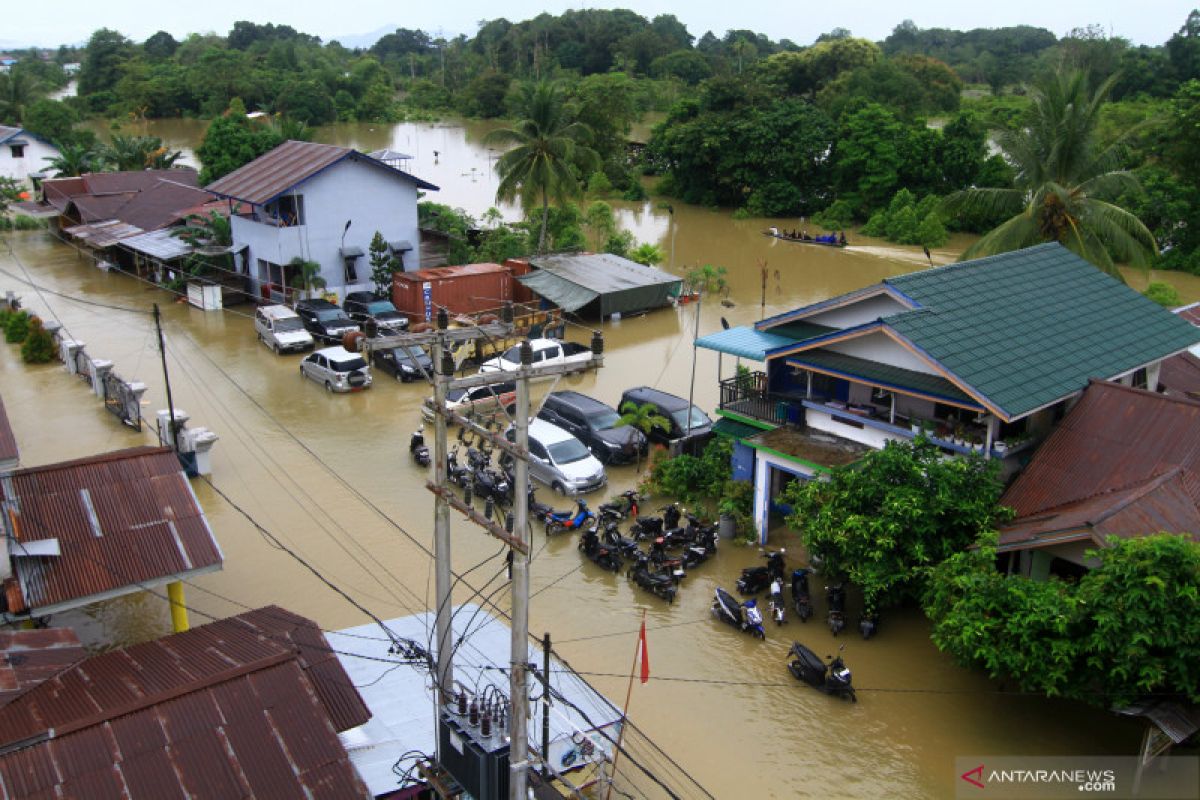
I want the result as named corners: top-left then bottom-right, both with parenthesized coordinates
top-left (521, 253), bottom-right (682, 316)
top-left (368, 148), bottom-right (413, 161)
top-left (206, 140), bottom-right (438, 206)
top-left (62, 219), bottom-right (144, 248)
top-left (329, 604), bottom-right (622, 796)
top-left (119, 228), bottom-right (194, 261)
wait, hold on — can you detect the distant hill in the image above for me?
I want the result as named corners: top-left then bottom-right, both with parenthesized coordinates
top-left (329, 24), bottom-right (399, 50)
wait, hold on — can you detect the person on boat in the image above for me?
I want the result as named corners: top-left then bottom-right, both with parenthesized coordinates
top-left (838, 231), bottom-right (847, 245)
top-left (801, 229), bottom-right (810, 240)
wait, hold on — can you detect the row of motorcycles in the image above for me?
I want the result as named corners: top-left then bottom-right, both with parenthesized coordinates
top-left (575, 493), bottom-right (720, 604)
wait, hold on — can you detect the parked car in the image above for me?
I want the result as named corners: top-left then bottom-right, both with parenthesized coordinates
top-left (294, 299), bottom-right (360, 344)
top-left (505, 418), bottom-right (607, 495)
top-left (477, 338), bottom-right (593, 374)
top-left (538, 391), bottom-right (647, 465)
top-left (254, 305), bottom-right (314, 354)
top-left (619, 386), bottom-right (713, 443)
top-left (300, 346), bottom-right (372, 393)
top-left (422, 380), bottom-right (516, 422)
top-left (343, 292), bottom-right (410, 333)
top-left (372, 345), bottom-right (432, 382)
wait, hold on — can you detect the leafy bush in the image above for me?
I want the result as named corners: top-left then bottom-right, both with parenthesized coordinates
top-left (916, 211), bottom-right (949, 248)
top-left (20, 316), bottom-right (55, 363)
top-left (1143, 282), bottom-right (1183, 307)
top-left (587, 170), bottom-right (614, 196)
top-left (812, 199), bottom-right (855, 229)
top-left (3, 310), bottom-right (30, 343)
top-left (646, 437), bottom-right (734, 508)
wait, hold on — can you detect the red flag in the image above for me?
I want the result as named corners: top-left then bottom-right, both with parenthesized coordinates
top-left (638, 619), bottom-right (650, 684)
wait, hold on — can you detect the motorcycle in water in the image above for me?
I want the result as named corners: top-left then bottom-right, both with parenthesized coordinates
top-left (859, 608), bottom-right (879, 640)
top-left (470, 459), bottom-right (510, 507)
top-left (769, 578), bottom-right (787, 625)
top-left (409, 430), bottom-right (430, 467)
top-left (680, 525), bottom-right (718, 570)
top-left (647, 538), bottom-right (686, 581)
top-left (787, 642), bottom-right (856, 702)
top-left (737, 550), bottom-right (787, 595)
top-left (528, 487), bottom-right (553, 524)
top-left (544, 499), bottom-right (595, 536)
top-left (598, 513), bottom-right (641, 561)
top-left (628, 552), bottom-right (677, 603)
top-left (791, 568), bottom-right (814, 623)
top-left (630, 503), bottom-right (682, 541)
top-left (598, 490), bottom-right (640, 520)
top-left (446, 446), bottom-right (471, 489)
top-left (578, 527), bottom-right (622, 572)
top-left (826, 582), bottom-right (847, 637)
top-left (711, 588), bottom-right (765, 639)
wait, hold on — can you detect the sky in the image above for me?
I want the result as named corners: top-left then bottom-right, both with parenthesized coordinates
top-left (5, 0), bottom-right (1197, 49)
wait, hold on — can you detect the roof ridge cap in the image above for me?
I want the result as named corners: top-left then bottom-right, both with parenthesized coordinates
top-left (1088, 378), bottom-right (1200, 410)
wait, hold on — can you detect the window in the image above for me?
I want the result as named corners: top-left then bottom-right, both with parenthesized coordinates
top-left (9, 144), bottom-right (24, 158)
top-left (1132, 367), bottom-right (1148, 390)
top-left (344, 255), bottom-right (359, 283)
top-left (273, 194), bottom-right (304, 226)
top-left (529, 440), bottom-right (549, 460)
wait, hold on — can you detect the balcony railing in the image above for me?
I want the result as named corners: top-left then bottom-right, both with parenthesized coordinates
top-left (718, 372), bottom-right (804, 426)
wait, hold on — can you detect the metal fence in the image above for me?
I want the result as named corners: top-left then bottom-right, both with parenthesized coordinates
top-left (102, 370), bottom-right (142, 430)
top-left (73, 347), bottom-right (92, 385)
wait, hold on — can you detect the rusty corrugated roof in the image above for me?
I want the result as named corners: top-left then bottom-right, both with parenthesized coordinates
top-left (1160, 351), bottom-right (1200, 401)
top-left (0, 628), bottom-right (84, 708)
top-left (0, 446), bottom-right (224, 615)
top-left (394, 262), bottom-right (507, 283)
top-left (107, 179), bottom-right (216, 232)
top-left (0, 394), bottom-right (16, 470)
top-left (206, 140), bottom-right (437, 206)
top-left (0, 606), bottom-right (371, 799)
top-left (999, 380), bottom-right (1200, 548)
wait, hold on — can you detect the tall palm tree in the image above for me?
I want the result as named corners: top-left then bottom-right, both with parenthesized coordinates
top-left (943, 68), bottom-right (1156, 276)
top-left (45, 142), bottom-right (101, 177)
top-left (485, 82), bottom-right (598, 253)
top-left (0, 69), bottom-right (42, 123)
top-left (616, 401), bottom-right (671, 472)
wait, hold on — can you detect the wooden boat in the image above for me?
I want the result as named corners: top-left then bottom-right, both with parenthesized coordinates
top-left (763, 229), bottom-right (848, 248)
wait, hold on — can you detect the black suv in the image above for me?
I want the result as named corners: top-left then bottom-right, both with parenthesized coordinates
top-left (372, 344), bottom-right (433, 382)
top-left (618, 386), bottom-right (713, 444)
top-left (538, 391), bottom-right (647, 465)
top-left (343, 291), bottom-right (410, 333)
top-left (294, 299), bottom-right (360, 344)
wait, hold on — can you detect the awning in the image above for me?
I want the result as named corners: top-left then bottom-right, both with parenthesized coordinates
top-left (518, 269), bottom-right (598, 312)
top-left (695, 325), bottom-right (804, 361)
top-left (120, 229), bottom-right (193, 261)
top-left (339, 245), bottom-right (365, 258)
top-left (388, 239), bottom-right (413, 252)
top-left (713, 416), bottom-right (770, 440)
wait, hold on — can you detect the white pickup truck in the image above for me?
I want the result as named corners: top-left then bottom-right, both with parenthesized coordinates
top-left (477, 338), bottom-right (594, 374)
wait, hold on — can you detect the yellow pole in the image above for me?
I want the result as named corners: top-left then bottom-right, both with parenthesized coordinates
top-left (167, 581), bottom-right (189, 632)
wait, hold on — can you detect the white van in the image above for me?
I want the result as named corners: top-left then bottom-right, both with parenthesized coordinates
top-left (255, 305), bottom-right (314, 354)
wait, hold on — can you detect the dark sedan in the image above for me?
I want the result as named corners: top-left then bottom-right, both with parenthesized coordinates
top-left (537, 390), bottom-right (648, 465)
top-left (372, 345), bottom-right (433, 382)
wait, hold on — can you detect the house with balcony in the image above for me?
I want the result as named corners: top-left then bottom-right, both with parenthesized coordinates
top-left (699, 243), bottom-right (1200, 543)
top-left (206, 140), bottom-right (439, 304)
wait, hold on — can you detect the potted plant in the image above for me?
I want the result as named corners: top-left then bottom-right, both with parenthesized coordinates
top-left (718, 479), bottom-right (754, 541)
top-left (992, 438), bottom-right (1008, 455)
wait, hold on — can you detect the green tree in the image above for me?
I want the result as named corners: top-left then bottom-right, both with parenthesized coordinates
top-left (944, 68), bottom-right (1157, 276)
top-left (630, 242), bottom-right (663, 266)
top-left (486, 82), bottom-right (599, 253)
top-left (1143, 282), bottom-right (1183, 307)
top-left (3, 310), bottom-right (31, 343)
top-left (21, 99), bottom-right (78, 145)
top-left (78, 28), bottom-right (133, 96)
top-left (45, 142), bottom-right (101, 177)
top-left (99, 133), bottom-right (183, 171)
top-left (196, 100), bottom-right (285, 184)
top-left (276, 79), bottom-right (335, 125)
top-left (833, 103), bottom-right (907, 216)
top-left (0, 68), bottom-right (43, 122)
top-left (20, 316), bottom-right (55, 363)
top-left (288, 257), bottom-right (326, 300)
top-left (617, 401), bottom-right (671, 472)
top-left (782, 437), bottom-right (1010, 609)
top-left (368, 230), bottom-right (392, 296)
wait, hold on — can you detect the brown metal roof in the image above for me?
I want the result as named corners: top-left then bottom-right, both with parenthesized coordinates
top-left (0, 393), bottom-right (16, 470)
top-left (1174, 302), bottom-right (1200, 327)
top-left (65, 191), bottom-right (136, 223)
top-left (206, 140), bottom-right (437, 206)
top-left (81, 168), bottom-right (198, 194)
top-left (62, 218), bottom-right (145, 248)
top-left (999, 380), bottom-right (1200, 548)
top-left (0, 606), bottom-right (371, 799)
top-left (110, 179), bottom-right (217, 232)
top-left (394, 262), bottom-right (508, 283)
top-left (0, 446), bottom-right (224, 615)
top-left (0, 628), bottom-right (84, 708)
top-left (1159, 351), bottom-right (1200, 401)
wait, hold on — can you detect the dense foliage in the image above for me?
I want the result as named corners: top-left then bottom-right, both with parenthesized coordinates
top-left (924, 533), bottom-right (1200, 707)
top-left (781, 438), bottom-right (1010, 610)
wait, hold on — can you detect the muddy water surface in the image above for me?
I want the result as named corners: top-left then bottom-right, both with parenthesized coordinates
top-left (10, 117), bottom-right (1199, 798)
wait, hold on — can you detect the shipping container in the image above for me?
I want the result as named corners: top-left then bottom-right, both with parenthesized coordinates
top-left (392, 263), bottom-right (512, 322)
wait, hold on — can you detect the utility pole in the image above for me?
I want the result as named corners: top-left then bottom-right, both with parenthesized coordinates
top-left (509, 341), bottom-right (533, 800)
top-left (685, 290), bottom-right (701, 440)
top-left (153, 304), bottom-right (178, 453)
top-left (431, 308), bottom-right (454, 706)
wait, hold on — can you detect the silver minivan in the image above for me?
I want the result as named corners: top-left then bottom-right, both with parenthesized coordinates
top-left (300, 346), bottom-right (372, 393)
top-left (506, 418), bottom-right (607, 495)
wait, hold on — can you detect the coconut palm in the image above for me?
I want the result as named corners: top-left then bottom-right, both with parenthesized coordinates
top-left (45, 142), bottom-right (101, 177)
top-left (288, 257), bottom-right (326, 301)
top-left (99, 133), bottom-right (183, 171)
top-left (485, 81), bottom-right (599, 253)
top-left (943, 67), bottom-right (1156, 276)
top-left (0, 69), bottom-right (42, 123)
top-left (617, 401), bottom-right (671, 472)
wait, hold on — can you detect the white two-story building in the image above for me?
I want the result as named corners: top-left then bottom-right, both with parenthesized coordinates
top-left (0, 126), bottom-right (60, 192)
top-left (206, 140), bottom-right (438, 304)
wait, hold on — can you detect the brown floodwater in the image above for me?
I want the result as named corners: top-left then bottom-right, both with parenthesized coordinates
top-left (13, 117), bottom-right (1200, 798)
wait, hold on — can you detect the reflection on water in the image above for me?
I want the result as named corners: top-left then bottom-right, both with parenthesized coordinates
top-left (6, 113), bottom-right (1187, 798)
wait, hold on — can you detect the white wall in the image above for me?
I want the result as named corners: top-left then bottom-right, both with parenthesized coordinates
top-left (754, 450), bottom-right (822, 545)
top-left (231, 156), bottom-right (424, 302)
top-left (824, 331), bottom-right (939, 375)
top-left (806, 408), bottom-right (907, 450)
top-left (807, 293), bottom-right (909, 328)
top-left (0, 134), bottom-right (60, 189)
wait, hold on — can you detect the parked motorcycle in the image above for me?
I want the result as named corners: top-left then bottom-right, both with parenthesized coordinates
top-left (859, 608), bottom-right (879, 640)
top-left (737, 550), bottom-right (787, 594)
top-left (680, 526), bottom-right (718, 569)
top-left (628, 552), bottom-right (677, 603)
top-left (787, 642), bottom-right (856, 702)
top-left (712, 587), bottom-right (765, 639)
top-left (599, 513), bottom-right (642, 561)
top-left (769, 578), bottom-right (786, 625)
top-left (469, 457), bottom-right (510, 506)
top-left (544, 498), bottom-right (595, 536)
top-left (826, 582), bottom-right (847, 637)
top-left (647, 538), bottom-right (686, 581)
top-left (578, 527), bottom-right (622, 572)
top-left (630, 503), bottom-right (682, 541)
top-left (791, 568), bottom-right (814, 622)
top-left (598, 490), bottom-right (640, 520)
top-left (409, 430), bottom-right (431, 467)
top-left (447, 446), bottom-right (471, 489)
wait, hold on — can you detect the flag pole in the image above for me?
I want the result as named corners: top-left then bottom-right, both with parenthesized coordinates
top-left (605, 609), bottom-right (647, 800)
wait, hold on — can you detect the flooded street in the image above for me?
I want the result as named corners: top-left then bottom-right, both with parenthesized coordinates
top-left (8, 117), bottom-right (1199, 797)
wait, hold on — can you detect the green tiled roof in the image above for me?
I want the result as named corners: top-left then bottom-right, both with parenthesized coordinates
top-left (786, 350), bottom-right (980, 407)
top-left (695, 321), bottom-right (834, 360)
top-left (882, 244), bottom-right (1200, 419)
